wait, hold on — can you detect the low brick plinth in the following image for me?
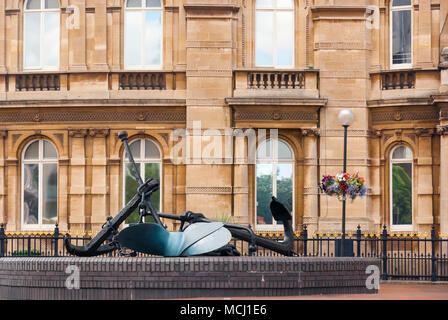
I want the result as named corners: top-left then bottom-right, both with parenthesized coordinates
top-left (0, 257), bottom-right (380, 300)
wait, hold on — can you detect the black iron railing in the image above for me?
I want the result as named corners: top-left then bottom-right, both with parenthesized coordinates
top-left (1, 223), bottom-right (447, 281)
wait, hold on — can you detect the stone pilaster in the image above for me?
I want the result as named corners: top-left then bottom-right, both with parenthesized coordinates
top-left (415, 128), bottom-right (435, 230)
top-left (68, 129), bottom-right (88, 230)
top-left (302, 128), bottom-right (319, 234)
top-left (89, 128), bottom-right (109, 230)
top-left (69, 0), bottom-right (87, 71)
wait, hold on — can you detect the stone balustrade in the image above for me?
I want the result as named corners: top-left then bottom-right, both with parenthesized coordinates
top-left (381, 71), bottom-right (416, 90)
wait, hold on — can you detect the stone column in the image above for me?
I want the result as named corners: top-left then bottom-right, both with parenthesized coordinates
top-left (439, 125), bottom-right (448, 234)
top-left (68, 129), bottom-right (88, 230)
top-left (302, 129), bottom-right (319, 234)
top-left (89, 128), bottom-right (109, 231)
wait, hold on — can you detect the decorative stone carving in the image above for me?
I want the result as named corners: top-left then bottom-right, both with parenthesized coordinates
top-left (441, 47), bottom-right (448, 68)
top-left (68, 129), bottom-right (88, 138)
top-left (300, 128), bottom-right (320, 137)
top-left (437, 125), bottom-right (448, 136)
top-left (415, 128), bottom-right (435, 137)
top-left (88, 128), bottom-right (110, 138)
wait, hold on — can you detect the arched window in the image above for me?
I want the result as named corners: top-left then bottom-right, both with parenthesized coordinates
top-left (255, 139), bottom-right (294, 229)
top-left (255, 0), bottom-right (294, 67)
top-left (391, 0), bottom-right (412, 68)
top-left (124, 0), bottom-right (163, 69)
top-left (22, 140), bottom-right (58, 228)
top-left (390, 145), bottom-right (413, 230)
top-left (123, 138), bottom-right (162, 224)
top-left (24, 0), bottom-right (60, 70)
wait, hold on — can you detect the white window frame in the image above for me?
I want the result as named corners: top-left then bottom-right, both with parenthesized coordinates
top-left (21, 140), bottom-right (58, 231)
top-left (255, 0), bottom-right (295, 68)
top-left (255, 138), bottom-right (294, 231)
top-left (390, 0), bottom-right (413, 69)
top-left (124, 0), bottom-right (163, 70)
top-left (389, 145), bottom-right (414, 232)
top-left (23, 0), bottom-right (60, 71)
top-left (122, 138), bottom-right (162, 226)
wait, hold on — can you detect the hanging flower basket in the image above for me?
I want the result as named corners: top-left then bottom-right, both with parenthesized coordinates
top-left (319, 172), bottom-right (367, 201)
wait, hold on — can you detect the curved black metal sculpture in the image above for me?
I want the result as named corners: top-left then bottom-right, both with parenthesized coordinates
top-left (65, 131), bottom-right (296, 257)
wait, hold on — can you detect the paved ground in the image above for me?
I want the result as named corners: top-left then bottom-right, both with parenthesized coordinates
top-left (192, 282), bottom-right (448, 300)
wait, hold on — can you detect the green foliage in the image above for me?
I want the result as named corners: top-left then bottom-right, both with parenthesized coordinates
top-left (392, 165), bottom-right (412, 225)
top-left (256, 174), bottom-right (273, 224)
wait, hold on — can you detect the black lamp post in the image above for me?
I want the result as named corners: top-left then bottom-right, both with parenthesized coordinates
top-left (337, 109), bottom-right (354, 257)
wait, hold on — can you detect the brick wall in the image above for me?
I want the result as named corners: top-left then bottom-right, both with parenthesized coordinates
top-left (0, 257), bottom-right (380, 299)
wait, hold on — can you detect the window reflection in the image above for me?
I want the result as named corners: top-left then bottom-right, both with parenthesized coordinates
top-left (124, 139), bottom-right (162, 224)
top-left (256, 139), bottom-right (294, 228)
top-left (125, 0), bottom-right (163, 69)
top-left (24, 0), bottom-right (60, 70)
top-left (23, 140), bottom-right (58, 228)
top-left (391, 0), bottom-right (412, 67)
top-left (391, 146), bottom-right (413, 228)
top-left (255, 0), bottom-right (294, 67)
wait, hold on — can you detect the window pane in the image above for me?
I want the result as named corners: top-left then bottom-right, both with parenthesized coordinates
top-left (276, 163), bottom-right (293, 213)
top-left (124, 163), bottom-right (141, 224)
top-left (43, 141), bottom-right (57, 159)
top-left (392, 10), bottom-right (412, 65)
top-left (43, 13), bottom-right (60, 68)
top-left (255, 11), bottom-right (273, 66)
top-left (24, 13), bottom-right (41, 68)
top-left (392, 0), bottom-right (411, 6)
top-left (392, 146), bottom-right (412, 160)
top-left (145, 163), bottom-right (161, 213)
top-left (277, 0), bottom-right (293, 9)
top-left (25, 141), bottom-right (40, 160)
top-left (42, 163), bottom-right (57, 224)
top-left (276, 11), bottom-right (294, 66)
top-left (392, 163), bottom-right (412, 225)
top-left (126, 140), bottom-right (141, 160)
top-left (26, 0), bottom-right (41, 10)
top-left (257, 140), bottom-right (272, 160)
top-left (127, 0), bottom-right (142, 7)
top-left (145, 140), bottom-right (161, 159)
top-left (256, 163), bottom-right (273, 225)
top-left (256, 0), bottom-right (273, 8)
top-left (144, 11), bottom-right (162, 66)
top-left (23, 164), bottom-right (39, 225)
top-left (45, 0), bottom-right (59, 9)
top-left (278, 141), bottom-right (293, 160)
top-left (146, 0), bottom-right (161, 7)
top-left (124, 11), bottom-right (143, 67)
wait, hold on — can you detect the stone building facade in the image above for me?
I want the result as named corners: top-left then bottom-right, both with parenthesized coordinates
top-left (0, 0), bottom-right (447, 236)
